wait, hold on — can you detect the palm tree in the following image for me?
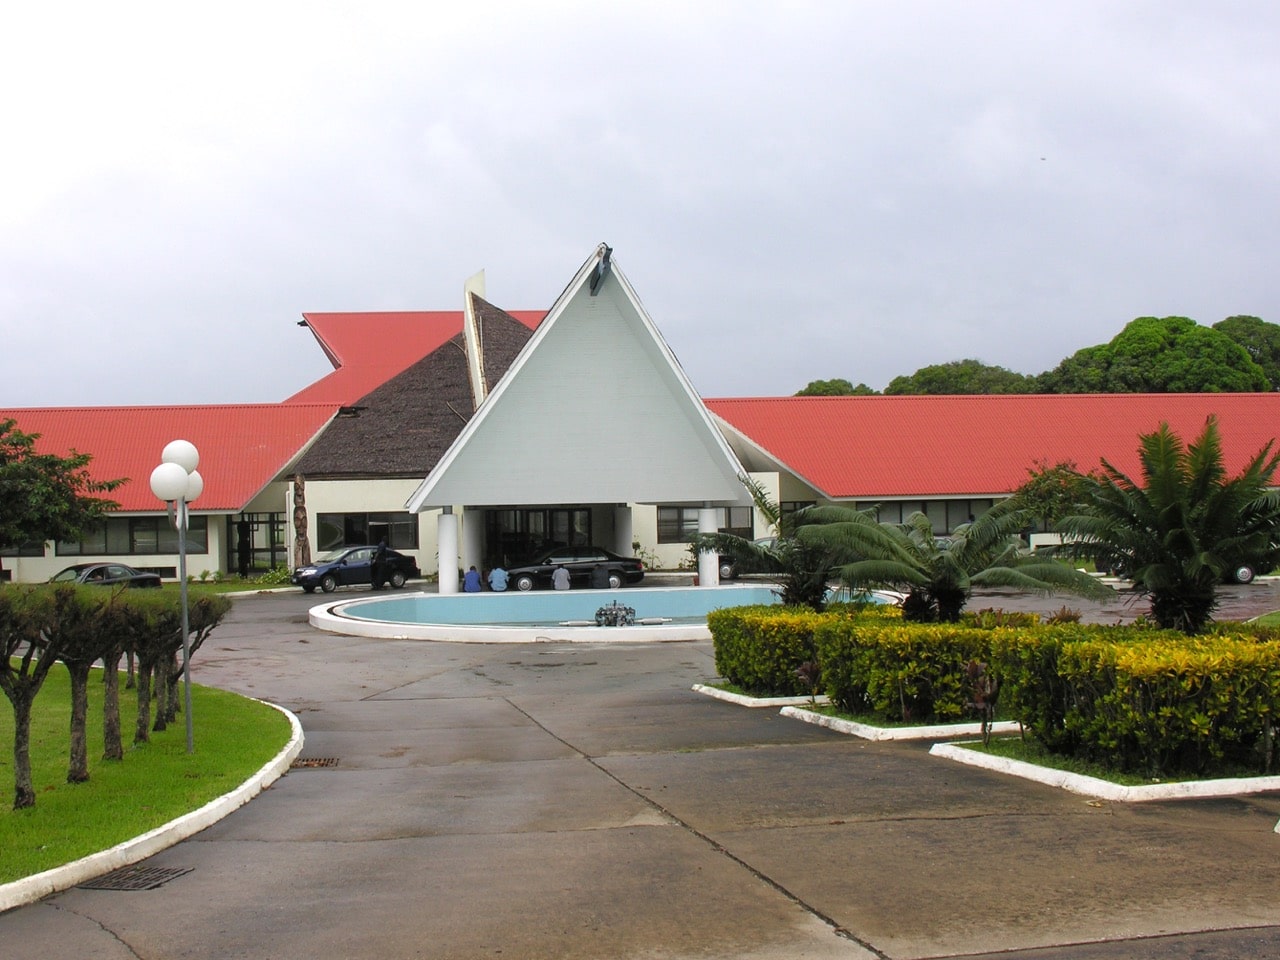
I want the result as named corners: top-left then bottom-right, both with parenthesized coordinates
top-left (797, 498), bottom-right (1112, 622)
top-left (690, 475), bottom-right (847, 610)
top-left (1057, 417), bottom-right (1280, 634)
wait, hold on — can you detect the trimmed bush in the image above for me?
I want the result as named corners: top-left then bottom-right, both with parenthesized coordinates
top-left (816, 619), bottom-right (997, 723)
top-left (991, 625), bottom-right (1280, 777)
top-left (708, 605), bottom-right (830, 696)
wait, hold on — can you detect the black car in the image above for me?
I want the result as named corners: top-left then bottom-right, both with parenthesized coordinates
top-left (50, 563), bottom-right (162, 588)
top-left (507, 545), bottom-right (644, 591)
top-left (717, 537), bottom-right (778, 580)
top-left (292, 546), bottom-right (421, 593)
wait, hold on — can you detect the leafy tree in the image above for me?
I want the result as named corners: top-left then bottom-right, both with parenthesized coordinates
top-left (95, 596), bottom-right (134, 761)
top-left (160, 593), bottom-right (231, 728)
top-left (795, 379), bottom-right (878, 396)
top-left (1037, 316), bottom-right (1270, 393)
top-left (691, 475), bottom-right (845, 610)
top-left (48, 585), bottom-right (116, 783)
top-left (1057, 417), bottom-right (1280, 634)
top-left (1003, 460), bottom-right (1093, 534)
top-left (796, 499), bottom-right (1112, 622)
top-left (0, 587), bottom-right (63, 808)
top-left (0, 419), bottom-right (123, 574)
top-left (884, 359), bottom-right (1038, 395)
top-left (1213, 315), bottom-right (1280, 390)
top-left (122, 592), bottom-right (184, 743)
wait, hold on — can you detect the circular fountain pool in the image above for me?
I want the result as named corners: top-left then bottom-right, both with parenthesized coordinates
top-left (310, 583), bottom-right (782, 643)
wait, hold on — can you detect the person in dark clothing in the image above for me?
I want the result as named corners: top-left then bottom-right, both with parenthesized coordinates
top-left (236, 521), bottom-right (251, 579)
top-left (463, 565), bottom-right (482, 592)
top-left (371, 540), bottom-right (388, 590)
top-left (589, 563), bottom-right (610, 589)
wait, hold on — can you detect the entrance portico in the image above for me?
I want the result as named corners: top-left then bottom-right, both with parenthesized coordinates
top-left (407, 245), bottom-right (751, 593)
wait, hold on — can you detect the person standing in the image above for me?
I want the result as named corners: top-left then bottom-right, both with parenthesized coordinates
top-left (371, 539), bottom-right (388, 590)
top-left (463, 565), bottom-right (482, 592)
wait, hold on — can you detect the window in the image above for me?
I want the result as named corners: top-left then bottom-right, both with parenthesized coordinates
top-left (57, 517), bottom-right (208, 555)
top-left (657, 507), bottom-right (753, 543)
top-left (317, 512), bottom-right (418, 552)
top-left (0, 541), bottom-right (45, 558)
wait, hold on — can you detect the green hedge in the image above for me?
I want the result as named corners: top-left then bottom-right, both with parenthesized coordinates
top-left (815, 619), bottom-right (998, 723)
top-left (708, 602), bottom-right (1280, 778)
top-left (990, 626), bottom-right (1280, 777)
top-left (708, 605), bottom-right (828, 696)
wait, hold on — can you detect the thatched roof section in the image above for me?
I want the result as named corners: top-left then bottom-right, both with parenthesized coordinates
top-left (293, 298), bottom-right (534, 480)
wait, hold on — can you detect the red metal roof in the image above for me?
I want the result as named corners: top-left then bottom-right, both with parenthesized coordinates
top-left (706, 394), bottom-right (1280, 500)
top-left (287, 310), bottom-right (545, 404)
top-left (0, 405), bottom-right (337, 513)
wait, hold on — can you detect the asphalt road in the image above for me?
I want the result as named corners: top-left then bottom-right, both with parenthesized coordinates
top-left (2, 584), bottom-right (1279, 959)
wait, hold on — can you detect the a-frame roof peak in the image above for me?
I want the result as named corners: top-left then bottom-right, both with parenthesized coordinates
top-left (407, 246), bottom-right (750, 510)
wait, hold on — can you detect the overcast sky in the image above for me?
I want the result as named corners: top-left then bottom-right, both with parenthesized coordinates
top-left (4, 1), bottom-right (1278, 407)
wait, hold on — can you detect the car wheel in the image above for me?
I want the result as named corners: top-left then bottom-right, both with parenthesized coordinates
top-left (390, 570), bottom-right (407, 589)
top-left (608, 571), bottom-right (624, 589)
top-left (302, 586), bottom-right (316, 594)
top-left (719, 561), bottom-right (736, 580)
top-left (1232, 565), bottom-right (1256, 585)
top-left (320, 574), bottom-right (337, 593)
top-left (515, 574), bottom-right (535, 591)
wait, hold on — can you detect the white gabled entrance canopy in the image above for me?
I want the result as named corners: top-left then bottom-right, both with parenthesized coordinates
top-left (406, 244), bottom-right (750, 592)
top-left (407, 244), bottom-right (751, 510)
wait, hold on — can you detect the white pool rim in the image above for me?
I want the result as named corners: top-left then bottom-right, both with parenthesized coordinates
top-left (308, 583), bottom-right (781, 643)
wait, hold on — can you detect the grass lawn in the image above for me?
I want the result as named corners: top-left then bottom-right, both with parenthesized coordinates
top-left (1251, 610), bottom-right (1280, 627)
top-left (0, 665), bottom-right (292, 885)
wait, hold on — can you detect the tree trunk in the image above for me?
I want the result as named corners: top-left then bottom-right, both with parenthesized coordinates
top-left (134, 658), bottom-right (154, 744)
top-left (102, 647), bottom-right (123, 761)
top-left (164, 651), bottom-right (181, 726)
top-left (12, 694), bottom-right (35, 809)
top-left (66, 661), bottom-right (92, 783)
top-left (152, 657), bottom-right (169, 732)
top-left (125, 649), bottom-right (136, 690)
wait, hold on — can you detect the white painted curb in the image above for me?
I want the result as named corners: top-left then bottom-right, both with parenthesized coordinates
top-left (691, 684), bottom-right (829, 708)
top-left (779, 705), bottom-right (1022, 741)
top-left (0, 700), bottom-right (304, 914)
top-left (930, 740), bottom-right (1280, 804)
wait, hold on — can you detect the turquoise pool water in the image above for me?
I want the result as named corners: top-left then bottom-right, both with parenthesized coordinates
top-left (335, 583), bottom-right (782, 627)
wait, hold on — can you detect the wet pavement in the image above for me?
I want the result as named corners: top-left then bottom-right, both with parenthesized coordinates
top-left (2, 584), bottom-right (1279, 959)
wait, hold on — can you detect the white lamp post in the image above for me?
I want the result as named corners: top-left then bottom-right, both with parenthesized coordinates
top-left (149, 440), bottom-right (203, 754)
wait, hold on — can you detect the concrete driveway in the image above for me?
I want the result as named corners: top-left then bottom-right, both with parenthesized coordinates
top-left (3, 585), bottom-right (1280, 959)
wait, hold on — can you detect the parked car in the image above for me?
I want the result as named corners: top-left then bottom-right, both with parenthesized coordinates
top-left (507, 545), bottom-right (644, 591)
top-left (717, 537), bottom-right (779, 580)
top-left (292, 546), bottom-right (420, 593)
top-left (49, 562), bottom-right (162, 588)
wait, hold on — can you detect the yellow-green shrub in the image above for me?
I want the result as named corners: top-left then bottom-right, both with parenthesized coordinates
top-left (990, 625), bottom-right (1280, 776)
top-left (708, 605), bottom-right (831, 696)
top-left (815, 619), bottom-right (996, 723)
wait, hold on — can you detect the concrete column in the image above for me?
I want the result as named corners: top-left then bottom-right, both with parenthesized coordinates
top-left (697, 505), bottom-right (719, 587)
top-left (461, 507), bottom-right (483, 575)
top-left (437, 508), bottom-right (459, 594)
top-left (613, 506), bottom-right (634, 557)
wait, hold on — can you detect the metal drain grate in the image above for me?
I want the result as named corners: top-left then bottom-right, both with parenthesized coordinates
top-left (291, 757), bottom-right (339, 769)
top-left (79, 865), bottom-right (192, 891)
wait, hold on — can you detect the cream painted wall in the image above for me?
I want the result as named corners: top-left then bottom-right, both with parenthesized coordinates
top-left (294, 478), bottom-right (437, 577)
top-left (4, 513), bottom-right (223, 584)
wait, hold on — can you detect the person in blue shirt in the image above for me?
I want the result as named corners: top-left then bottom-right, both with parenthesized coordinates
top-left (488, 566), bottom-right (508, 591)
top-left (463, 565), bottom-right (482, 592)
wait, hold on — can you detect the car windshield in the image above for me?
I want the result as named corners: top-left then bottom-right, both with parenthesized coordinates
top-left (314, 550), bottom-right (350, 563)
top-left (50, 568), bottom-right (84, 582)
